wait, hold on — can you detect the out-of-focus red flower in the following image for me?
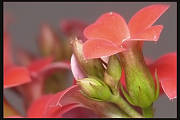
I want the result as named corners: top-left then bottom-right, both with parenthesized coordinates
top-left (83, 4), bottom-right (169, 59)
top-left (60, 19), bottom-right (87, 41)
top-left (4, 56), bottom-right (53, 88)
top-left (4, 67), bottom-right (31, 89)
top-left (27, 57), bottom-right (53, 74)
top-left (3, 29), bottom-right (55, 89)
top-left (4, 31), bottom-right (31, 88)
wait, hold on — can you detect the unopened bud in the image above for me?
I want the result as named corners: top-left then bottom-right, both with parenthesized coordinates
top-left (77, 77), bottom-right (112, 101)
top-left (119, 48), bottom-right (157, 108)
top-left (71, 38), bottom-right (104, 79)
top-left (107, 55), bottom-right (122, 84)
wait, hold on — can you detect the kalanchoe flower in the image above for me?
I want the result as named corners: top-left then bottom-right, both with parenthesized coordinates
top-left (82, 4), bottom-right (170, 109)
top-left (83, 4), bottom-right (169, 59)
top-left (4, 31), bottom-right (31, 88)
top-left (60, 19), bottom-right (87, 41)
top-left (3, 28), bottom-right (71, 110)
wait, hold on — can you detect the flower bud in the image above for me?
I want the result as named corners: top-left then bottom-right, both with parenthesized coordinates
top-left (77, 77), bottom-right (112, 101)
top-left (71, 38), bottom-right (105, 79)
top-left (107, 55), bottom-right (122, 84)
top-left (38, 24), bottom-right (63, 60)
top-left (104, 72), bottom-right (118, 95)
top-left (119, 47), bottom-right (158, 108)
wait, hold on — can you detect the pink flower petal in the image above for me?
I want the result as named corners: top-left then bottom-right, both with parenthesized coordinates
top-left (130, 25), bottom-right (163, 42)
top-left (44, 85), bottom-right (81, 116)
top-left (28, 57), bottom-right (53, 73)
top-left (60, 19), bottom-right (87, 41)
top-left (27, 94), bottom-right (82, 118)
top-left (84, 12), bottom-right (130, 46)
top-left (4, 67), bottom-right (31, 88)
top-left (62, 106), bottom-right (98, 118)
top-left (27, 94), bottom-right (54, 118)
top-left (70, 54), bottom-right (85, 80)
top-left (149, 52), bottom-right (177, 99)
top-left (128, 4), bottom-right (169, 34)
top-left (83, 39), bottom-right (126, 59)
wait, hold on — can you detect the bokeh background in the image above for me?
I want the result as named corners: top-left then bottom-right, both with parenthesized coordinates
top-left (4, 2), bottom-right (177, 118)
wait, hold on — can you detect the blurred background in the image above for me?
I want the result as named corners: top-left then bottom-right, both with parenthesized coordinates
top-left (4, 2), bottom-right (177, 118)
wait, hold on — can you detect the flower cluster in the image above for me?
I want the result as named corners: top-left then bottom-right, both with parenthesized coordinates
top-left (4, 4), bottom-right (176, 118)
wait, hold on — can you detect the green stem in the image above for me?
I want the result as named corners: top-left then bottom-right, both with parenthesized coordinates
top-left (142, 105), bottom-right (154, 118)
top-left (110, 95), bottom-right (143, 118)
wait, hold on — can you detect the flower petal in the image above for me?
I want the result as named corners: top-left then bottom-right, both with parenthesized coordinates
top-left (84, 12), bottom-right (130, 46)
top-left (28, 57), bottom-right (53, 73)
top-left (27, 94), bottom-right (54, 118)
top-left (70, 54), bottom-right (85, 81)
top-left (44, 85), bottom-right (81, 115)
top-left (27, 94), bottom-right (82, 118)
top-left (130, 25), bottom-right (163, 42)
top-left (54, 103), bottom-right (82, 118)
top-left (62, 106), bottom-right (98, 118)
top-left (4, 67), bottom-right (31, 88)
top-left (60, 19), bottom-right (87, 41)
top-left (83, 39), bottom-right (126, 59)
top-left (128, 4), bottom-right (169, 34)
top-left (149, 52), bottom-right (177, 99)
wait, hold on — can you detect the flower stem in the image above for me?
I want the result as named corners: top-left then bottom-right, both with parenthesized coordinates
top-left (142, 105), bottom-right (154, 118)
top-left (109, 95), bottom-right (143, 118)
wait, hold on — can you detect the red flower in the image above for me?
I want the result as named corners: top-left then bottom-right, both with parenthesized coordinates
top-left (60, 19), bottom-right (87, 40)
top-left (4, 31), bottom-right (31, 88)
top-left (149, 52), bottom-right (177, 99)
top-left (83, 4), bottom-right (169, 59)
top-left (4, 30), bottom-right (70, 89)
top-left (26, 85), bottom-right (98, 118)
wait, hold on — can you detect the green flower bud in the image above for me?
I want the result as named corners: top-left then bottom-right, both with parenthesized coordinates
top-left (119, 47), bottom-right (158, 108)
top-left (107, 55), bottom-right (122, 84)
top-left (104, 72), bottom-right (119, 96)
top-left (71, 38), bottom-right (105, 79)
top-left (77, 77), bottom-right (113, 101)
